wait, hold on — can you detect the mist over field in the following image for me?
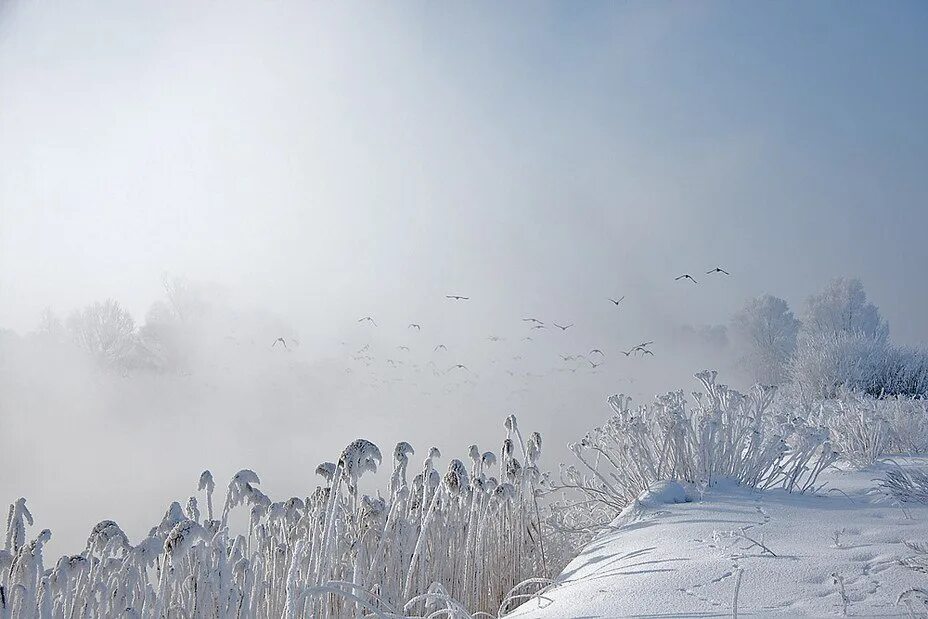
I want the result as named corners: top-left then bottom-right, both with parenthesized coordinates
top-left (1, 3), bottom-right (928, 615)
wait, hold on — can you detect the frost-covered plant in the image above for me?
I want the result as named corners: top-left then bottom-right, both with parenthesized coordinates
top-left (550, 371), bottom-right (838, 537)
top-left (880, 466), bottom-right (928, 505)
top-left (808, 391), bottom-right (928, 466)
top-left (1, 419), bottom-right (559, 618)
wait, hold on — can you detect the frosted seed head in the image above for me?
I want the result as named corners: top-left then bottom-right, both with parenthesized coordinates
top-left (339, 439), bottom-right (383, 481)
top-left (231, 469), bottom-right (261, 486)
top-left (163, 520), bottom-right (204, 562)
top-left (502, 438), bottom-right (514, 458)
top-left (504, 414), bottom-right (518, 433)
top-left (86, 520), bottom-right (128, 554)
top-left (482, 451), bottom-right (497, 467)
top-left (394, 441), bottom-right (415, 462)
top-left (506, 458), bottom-right (522, 482)
top-left (315, 462), bottom-right (337, 483)
top-left (198, 470), bottom-right (215, 492)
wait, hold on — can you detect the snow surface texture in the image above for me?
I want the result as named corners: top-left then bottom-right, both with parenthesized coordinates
top-left (506, 461), bottom-right (928, 617)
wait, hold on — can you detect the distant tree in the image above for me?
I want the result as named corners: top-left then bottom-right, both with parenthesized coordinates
top-left (161, 274), bottom-right (208, 323)
top-left (730, 294), bottom-right (799, 385)
top-left (34, 307), bottom-right (66, 341)
top-left (800, 277), bottom-right (887, 342)
top-left (67, 299), bottom-right (137, 367)
top-left (787, 278), bottom-right (928, 399)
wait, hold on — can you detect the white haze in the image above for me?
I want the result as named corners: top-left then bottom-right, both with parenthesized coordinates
top-left (1, 1), bottom-right (927, 558)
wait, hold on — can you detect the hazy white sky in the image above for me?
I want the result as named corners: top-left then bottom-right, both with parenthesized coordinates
top-left (1, 1), bottom-right (927, 556)
top-left (2, 1), bottom-right (927, 342)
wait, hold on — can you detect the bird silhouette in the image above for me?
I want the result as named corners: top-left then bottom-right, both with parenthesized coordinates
top-left (434, 344), bottom-right (447, 352)
top-left (398, 345), bottom-right (410, 351)
top-left (358, 316), bottom-right (377, 325)
top-left (271, 337), bottom-right (287, 349)
top-left (706, 267), bottom-right (730, 275)
top-left (590, 349), bottom-right (604, 357)
top-left (448, 364), bottom-right (469, 373)
top-left (530, 324), bottom-right (547, 330)
top-left (488, 335), bottom-right (504, 342)
top-left (446, 295), bottom-right (469, 301)
top-left (642, 349), bottom-right (654, 356)
top-left (675, 274), bottom-right (698, 284)
top-left (408, 323), bottom-right (421, 330)
top-left (608, 296), bottom-right (625, 306)
top-left (588, 359), bottom-right (602, 368)
top-left (522, 318), bottom-right (544, 325)
top-left (553, 323), bottom-right (574, 331)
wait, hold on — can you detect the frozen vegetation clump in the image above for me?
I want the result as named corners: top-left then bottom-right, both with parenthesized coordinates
top-left (0, 417), bottom-right (561, 618)
top-left (805, 390), bottom-right (928, 466)
top-left (549, 371), bottom-right (840, 542)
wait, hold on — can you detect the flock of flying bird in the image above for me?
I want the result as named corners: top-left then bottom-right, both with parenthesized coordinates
top-left (274, 267), bottom-right (731, 394)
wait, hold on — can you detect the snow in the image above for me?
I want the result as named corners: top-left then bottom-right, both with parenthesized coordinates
top-left (507, 460), bottom-right (928, 617)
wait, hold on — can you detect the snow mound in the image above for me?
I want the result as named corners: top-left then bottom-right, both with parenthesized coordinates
top-left (507, 460), bottom-right (928, 618)
top-left (636, 480), bottom-right (694, 507)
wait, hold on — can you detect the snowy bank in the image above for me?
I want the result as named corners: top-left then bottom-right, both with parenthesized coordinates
top-left (507, 461), bottom-right (928, 617)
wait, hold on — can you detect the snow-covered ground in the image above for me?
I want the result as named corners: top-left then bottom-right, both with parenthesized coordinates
top-left (508, 460), bottom-right (928, 618)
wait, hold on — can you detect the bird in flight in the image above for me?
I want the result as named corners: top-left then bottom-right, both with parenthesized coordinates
top-left (397, 345), bottom-right (410, 351)
top-left (408, 323), bottom-right (421, 330)
top-left (434, 344), bottom-right (447, 352)
top-left (620, 349), bottom-right (633, 357)
top-left (560, 354), bottom-right (575, 361)
top-left (608, 296), bottom-right (625, 306)
top-left (706, 267), bottom-right (730, 275)
top-left (531, 324), bottom-right (547, 330)
top-left (588, 359), bottom-right (602, 369)
top-left (675, 274), bottom-right (698, 284)
top-left (356, 344), bottom-right (370, 354)
top-left (358, 316), bottom-right (377, 325)
top-left (522, 337), bottom-right (533, 342)
top-left (641, 349), bottom-right (655, 356)
top-left (447, 364), bottom-right (469, 373)
top-left (271, 337), bottom-right (287, 349)
top-left (553, 323), bottom-right (574, 331)
top-left (590, 349), bottom-right (604, 357)
top-left (488, 335), bottom-right (504, 342)
top-left (446, 295), bottom-right (469, 301)
top-left (522, 318), bottom-right (544, 325)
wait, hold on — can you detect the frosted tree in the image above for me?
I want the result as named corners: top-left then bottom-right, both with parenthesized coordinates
top-left (161, 274), bottom-right (209, 323)
top-left (791, 278), bottom-right (893, 398)
top-left (34, 307), bottom-right (65, 341)
top-left (800, 277), bottom-right (887, 342)
top-left (730, 294), bottom-right (799, 385)
top-left (66, 299), bottom-right (137, 367)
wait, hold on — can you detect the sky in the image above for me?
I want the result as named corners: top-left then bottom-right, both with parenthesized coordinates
top-left (1, 1), bottom-right (927, 556)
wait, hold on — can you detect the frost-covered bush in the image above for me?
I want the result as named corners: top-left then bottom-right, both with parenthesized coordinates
top-left (809, 391), bottom-right (928, 466)
top-left (550, 371), bottom-right (838, 536)
top-left (788, 277), bottom-right (928, 399)
top-left (879, 466), bottom-right (928, 505)
top-left (789, 331), bottom-right (889, 400)
top-left (1, 417), bottom-right (558, 618)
